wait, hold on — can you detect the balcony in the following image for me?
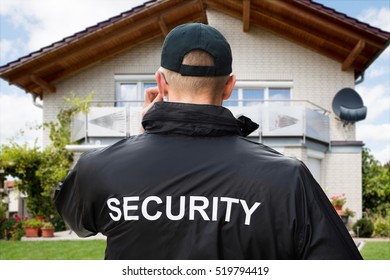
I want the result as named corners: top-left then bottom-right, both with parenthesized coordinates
top-left (68, 100), bottom-right (330, 151)
top-left (226, 100), bottom-right (330, 144)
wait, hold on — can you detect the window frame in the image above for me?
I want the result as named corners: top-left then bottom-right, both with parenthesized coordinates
top-left (114, 74), bottom-right (156, 105)
top-left (114, 77), bottom-right (293, 106)
top-left (226, 81), bottom-right (293, 107)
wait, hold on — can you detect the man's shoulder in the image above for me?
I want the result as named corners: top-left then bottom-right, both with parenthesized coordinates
top-left (77, 136), bottom-right (141, 164)
top-left (239, 137), bottom-right (301, 161)
top-left (236, 137), bottom-right (306, 181)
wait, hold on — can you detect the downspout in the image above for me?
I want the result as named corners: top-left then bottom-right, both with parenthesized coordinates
top-left (31, 93), bottom-right (43, 109)
top-left (355, 71), bottom-right (365, 85)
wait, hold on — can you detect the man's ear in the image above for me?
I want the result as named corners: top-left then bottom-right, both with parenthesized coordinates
top-left (155, 71), bottom-right (168, 97)
top-left (222, 75), bottom-right (236, 100)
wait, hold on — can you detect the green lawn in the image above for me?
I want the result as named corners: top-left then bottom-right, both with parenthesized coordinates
top-left (361, 241), bottom-right (390, 260)
top-left (0, 240), bottom-right (388, 260)
top-left (0, 240), bottom-right (106, 260)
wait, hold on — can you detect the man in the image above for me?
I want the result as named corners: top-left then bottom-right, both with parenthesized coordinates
top-left (55, 23), bottom-right (362, 260)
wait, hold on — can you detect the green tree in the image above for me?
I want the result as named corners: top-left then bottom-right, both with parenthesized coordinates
top-left (0, 93), bottom-right (93, 227)
top-left (384, 161), bottom-right (390, 173)
top-left (37, 108), bottom-right (74, 198)
top-left (0, 142), bottom-right (45, 216)
top-left (362, 148), bottom-right (390, 216)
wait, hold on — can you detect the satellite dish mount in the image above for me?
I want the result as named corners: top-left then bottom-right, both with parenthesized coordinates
top-left (332, 87), bottom-right (367, 126)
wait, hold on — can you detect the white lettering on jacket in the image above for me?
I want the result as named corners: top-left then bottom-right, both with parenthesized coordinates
top-left (107, 196), bottom-right (261, 226)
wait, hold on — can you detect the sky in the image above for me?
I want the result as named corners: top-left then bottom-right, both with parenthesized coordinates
top-left (0, 0), bottom-right (389, 164)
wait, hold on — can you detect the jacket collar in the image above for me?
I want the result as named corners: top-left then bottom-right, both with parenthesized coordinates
top-left (142, 102), bottom-right (247, 137)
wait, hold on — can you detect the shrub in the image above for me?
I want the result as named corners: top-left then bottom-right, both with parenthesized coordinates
top-left (50, 214), bottom-right (66, 232)
top-left (373, 216), bottom-right (390, 237)
top-left (353, 218), bottom-right (375, 238)
top-left (23, 217), bottom-right (43, 228)
top-left (330, 193), bottom-right (347, 207)
top-left (0, 201), bottom-right (6, 220)
top-left (343, 207), bottom-right (355, 217)
top-left (42, 222), bottom-right (54, 229)
top-left (0, 218), bottom-right (15, 239)
top-left (0, 217), bottom-right (25, 241)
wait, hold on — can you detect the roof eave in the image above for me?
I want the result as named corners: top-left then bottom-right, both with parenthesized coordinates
top-left (1, 0), bottom-right (389, 97)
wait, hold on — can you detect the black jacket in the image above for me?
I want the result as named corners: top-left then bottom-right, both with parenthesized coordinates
top-left (55, 102), bottom-right (362, 260)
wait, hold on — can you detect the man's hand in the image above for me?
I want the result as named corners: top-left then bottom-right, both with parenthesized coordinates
top-left (140, 87), bottom-right (163, 133)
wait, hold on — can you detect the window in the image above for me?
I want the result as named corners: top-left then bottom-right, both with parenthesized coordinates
top-left (223, 89), bottom-right (239, 106)
top-left (223, 81), bottom-right (292, 107)
top-left (307, 150), bottom-right (325, 185)
top-left (115, 77), bottom-right (292, 108)
top-left (114, 75), bottom-right (156, 135)
top-left (115, 75), bottom-right (156, 108)
top-left (116, 83), bottom-right (137, 108)
top-left (269, 88), bottom-right (291, 106)
top-left (243, 88), bottom-right (264, 106)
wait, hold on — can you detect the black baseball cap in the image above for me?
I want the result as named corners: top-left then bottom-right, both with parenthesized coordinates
top-left (161, 23), bottom-right (232, 77)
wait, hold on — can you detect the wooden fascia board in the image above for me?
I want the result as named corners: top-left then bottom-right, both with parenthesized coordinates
top-left (7, 0), bottom-right (206, 84)
top-left (342, 40), bottom-right (366, 71)
top-left (159, 16), bottom-right (169, 36)
top-left (249, 11), bottom-right (353, 64)
top-left (25, 14), bottom-right (208, 93)
top-left (52, 6), bottom-right (207, 80)
top-left (250, 7), bottom-right (352, 57)
top-left (158, 0), bottom-right (206, 36)
top-left (23, 82), bottom-right (43, 97)
top-left (294, 0), bottom-right (390, 44)
top-left (205, 1), bottom-right (242, 22)
top-left (262, 0), bottom-right (384, 49)
top-left (1, 77), bottom-right (41, 97)
top-left (243, 0), bottom-right (251, 32)
top-left (28, 32), bottom-right (164, 92)
top-left (208, 0), bottom-right (376, 72)
top-left (208, 0), bottom-right (384, 54)
top-left (30, 74), bottom-right (56, 93)
top-left (206, 1), bottom-right (344, 64)
top-left (8, 17), bottom-right (158, 83)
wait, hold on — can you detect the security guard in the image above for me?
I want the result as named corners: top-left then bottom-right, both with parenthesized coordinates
top-left (55, 23), bottom-right (362, 260)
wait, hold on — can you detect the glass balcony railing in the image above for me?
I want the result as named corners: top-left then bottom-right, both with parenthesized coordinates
top-left (70, 100), bottom-right (330, 146)
top-left (225, 99), bottom-right (330, 143)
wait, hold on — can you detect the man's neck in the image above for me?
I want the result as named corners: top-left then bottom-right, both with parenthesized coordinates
top-left (167, 91), bottom-right (222, 106)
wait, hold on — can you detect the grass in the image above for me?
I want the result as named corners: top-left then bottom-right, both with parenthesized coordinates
top-left (0, 240), bottom-right (106, 260)
top-left (0, 240), bottom-right (388, 260)
top-left (361, 241), bottom-right (390, 260)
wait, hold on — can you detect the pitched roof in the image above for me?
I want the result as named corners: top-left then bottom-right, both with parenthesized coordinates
top-left (1, 0), bottom-right (389, 98)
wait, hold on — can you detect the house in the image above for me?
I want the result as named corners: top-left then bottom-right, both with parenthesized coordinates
top-left (1, 0), bottom-right (389, 224)
top-left (0, 180), bottom-right (28, 219)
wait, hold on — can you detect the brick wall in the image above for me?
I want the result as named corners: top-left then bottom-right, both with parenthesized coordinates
top-left (323, 152), bottom-right (363, 221)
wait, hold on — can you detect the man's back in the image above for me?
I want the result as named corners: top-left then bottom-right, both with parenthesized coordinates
top-left (55, 102), bottom-right (361, 259)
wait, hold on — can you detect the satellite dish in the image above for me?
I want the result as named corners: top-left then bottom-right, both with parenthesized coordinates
top-left (332, 87), bottom-right (367, 123)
